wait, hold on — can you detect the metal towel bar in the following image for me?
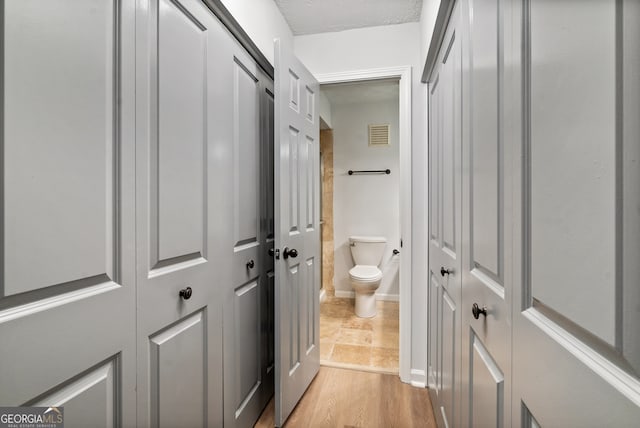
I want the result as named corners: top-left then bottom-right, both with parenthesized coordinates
top-left (348, 169), bottom-right (391, 175)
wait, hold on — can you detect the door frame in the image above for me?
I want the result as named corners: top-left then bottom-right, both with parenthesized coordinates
top-left (315, 66), bottom-right (412, 383)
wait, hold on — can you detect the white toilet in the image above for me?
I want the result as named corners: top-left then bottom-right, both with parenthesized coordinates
top-left (348, 235), bottom-right (386, 318)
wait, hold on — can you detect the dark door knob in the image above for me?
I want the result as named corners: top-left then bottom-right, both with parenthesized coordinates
top-left (393, 249), bottom-right (400, 255)
top-left (246, 259), bottom-right (255, 269)
top-left (472, 303), bottom-right (487, 319)
top-left (283, 247), bottom-right (298, 259)
top-left (440, 267), bottom-right (453, 277)
top-left (268, 248), bottom-right (274, 256)
top-left (179, 287), bottom-right (193, 300)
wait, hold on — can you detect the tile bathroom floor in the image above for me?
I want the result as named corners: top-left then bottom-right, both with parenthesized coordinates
top-left (320, 296), bottom-right (399, 374)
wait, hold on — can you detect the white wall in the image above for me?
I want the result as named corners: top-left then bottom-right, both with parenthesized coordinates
top-left (420, 0), bottom-right (441, 68)
top-left (319, 91), bottom-right (333, 129)
top-left (294, 22), bottom-right (428, 383)
top-left (295, 23), bottom-right (421, 75)
top-left (219, 0), bottom-right (293, 65)
top-left (332, 99), bottom-right (400, 299)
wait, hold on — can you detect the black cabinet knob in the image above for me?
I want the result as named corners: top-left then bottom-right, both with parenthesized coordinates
top-left (440, 267), bottom-right (453, 277)
top-left (268, 248), bottom-right (274, 256)
top-left (472, 303), bottom-right (487, 319)
top-left (246, 259), bottom-right (255, 269)
top-left (283, 247), bottom-right (298, 259)
top-left (393, 249), bottom-right (400, 255)
top-left (179, 287), bottom-right (193, 300)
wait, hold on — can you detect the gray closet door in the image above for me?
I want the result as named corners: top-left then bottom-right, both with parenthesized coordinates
top-left (273, 39), bottom-right (321, 427)
top-left (220, 34), bottom-right (275, 428)
top-left (460, 0), bottom-right (512, 425)
top-left (509, 0), bottom-right (640, 425)
top-left (0, 1), bottom-right (137, 426)
top-left (134, 0), bottom-right (226, 426)
top-left (427, 4), bottom-right (463, 428)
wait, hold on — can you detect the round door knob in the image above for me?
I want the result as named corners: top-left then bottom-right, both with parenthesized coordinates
top-left (283, 247), bottom-right (298, 259)
top-left (179, 287), bottom-right (193, 300)
top-left (472, 303), bottom-right (487, 319)
top-left (246, 259), bottom-right (255, 269)
top-left (440, 267), bottom-right (452, 277)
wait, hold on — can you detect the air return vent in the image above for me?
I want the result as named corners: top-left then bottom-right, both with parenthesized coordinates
top-left (368, 124), bottom-right (390, 146)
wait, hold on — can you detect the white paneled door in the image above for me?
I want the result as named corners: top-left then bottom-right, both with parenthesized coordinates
top-left (428, 0), bottom-right (640, 426)
top-left (2, 1), bottom-right (279, 427)
top-left (134, 0), bottom-right (230, 426)
top-left (220, 35), bottom-right (275, 428)
top-left (0, 0), bottom-right (137, 425)
top-left (427, 4), bottom-right (463, 428)
top-left (509, 0), bottom-right (640, 425)
top-left (460, 0), bottom-right (513, 425)
top-left (274, 39), bottom-right (321, 427)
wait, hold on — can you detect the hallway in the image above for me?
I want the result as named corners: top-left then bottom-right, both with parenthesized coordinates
top-left (254, 367), bottom-right (435, 427)
top-left (1, 0), bottom-right (639, 426)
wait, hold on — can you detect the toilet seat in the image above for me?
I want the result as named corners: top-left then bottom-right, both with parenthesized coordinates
top-left (349, 265), bottom-right (382, 282)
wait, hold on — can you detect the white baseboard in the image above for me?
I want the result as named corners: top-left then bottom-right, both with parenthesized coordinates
top-left (376, 293), bottom-right (400, 302)
top-left (334, 290), bottom-right (355, 299)
top-left (410, 369), bottom-right (427, 388)
top-left (333, 290), bottom-right (400, 302)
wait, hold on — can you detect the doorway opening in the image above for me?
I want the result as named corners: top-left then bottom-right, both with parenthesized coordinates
top-left (315, 67), bottom-right (412, 379)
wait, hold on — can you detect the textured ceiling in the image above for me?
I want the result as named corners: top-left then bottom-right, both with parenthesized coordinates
top-left (322, 79), bottom-right (399, 106)
top-left (274, 0), bottom-right (423, 35)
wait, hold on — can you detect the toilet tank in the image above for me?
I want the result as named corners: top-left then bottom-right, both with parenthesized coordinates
top-left (349, 236), bottom-right (386, 266)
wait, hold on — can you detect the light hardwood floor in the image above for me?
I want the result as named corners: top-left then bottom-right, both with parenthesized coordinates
top-left (254, 367), bottom-right (436, 428)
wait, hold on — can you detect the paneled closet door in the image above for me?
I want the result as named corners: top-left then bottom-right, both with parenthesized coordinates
top-left (273, 38), bottom-right (321, 427)
top-left (427, 4), bottom-right (463, 428)
top-left (220, 37), bottom-right (275, 428)
top-left (134, 0), bottom-right (227, 426)
top-left (0, 1), bottom-right (137, 425)
top-left (460, 0), bottom-right (512, 426)
top-left (509, 0), bottom-right (640, 425)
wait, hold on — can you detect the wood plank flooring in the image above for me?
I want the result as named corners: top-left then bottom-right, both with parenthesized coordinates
top-left (254, 367), bottom-right (436, 428)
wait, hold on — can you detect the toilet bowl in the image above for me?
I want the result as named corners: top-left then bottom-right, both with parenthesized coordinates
top-left (348, 236), bottom-right (386, 318)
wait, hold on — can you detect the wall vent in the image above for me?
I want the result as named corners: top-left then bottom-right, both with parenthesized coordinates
top-left (369, 124), bottom-right (390, 146)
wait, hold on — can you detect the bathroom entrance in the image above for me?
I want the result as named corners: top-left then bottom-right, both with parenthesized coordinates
top-left (317, 75), bottom-right (408, 375)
